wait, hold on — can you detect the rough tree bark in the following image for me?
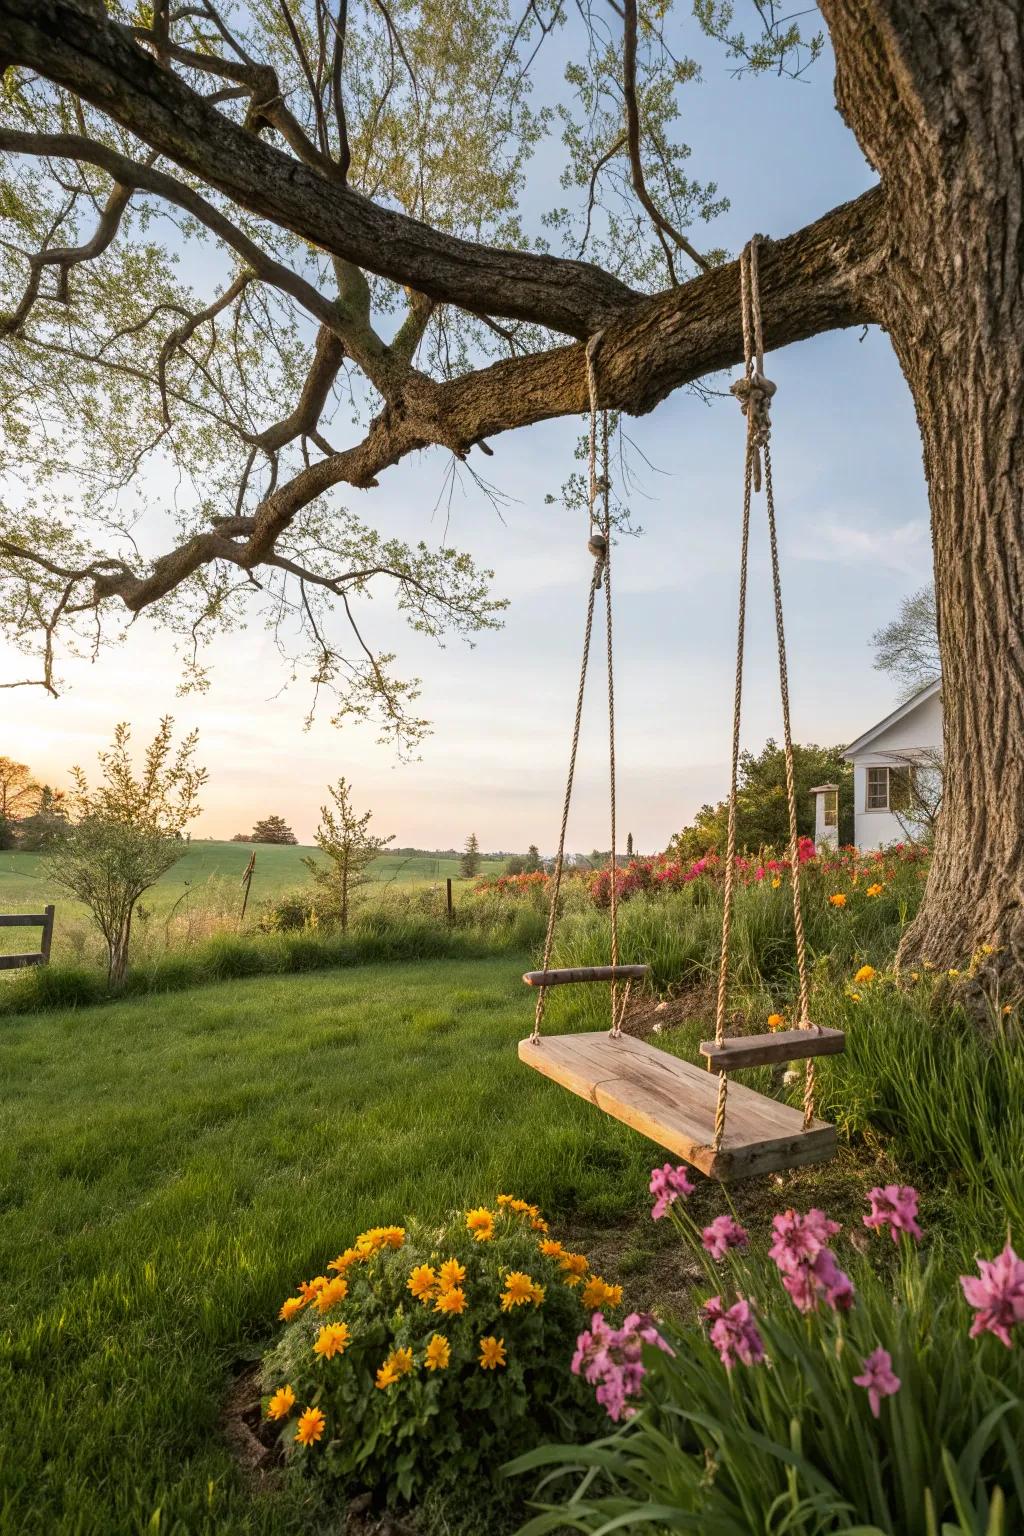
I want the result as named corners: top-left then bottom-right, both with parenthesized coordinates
top-left (2, 0), bottom-right (1024, 991)
top-left (822, 1), bottom-right (1024, 998)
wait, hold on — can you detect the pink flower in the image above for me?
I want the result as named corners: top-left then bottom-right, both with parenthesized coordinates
top-left (769, 1208), bottom-right (841, 1274)
top-left (813, 1247), bottom-right (856, 1312)
top-left (572, 1311), bottom-right (673, 1421)
top-left (702, 1215), bottom-right (750, 1261)
top-left (864, 1185), bottom-right (923, 1244)
top-left (853, 1347), bottom-right (901, 1417)
top-left (649, 1163), bottom-right (695, 1220)
top-left (960, 1242), bottom-right (1024, 1349)
top-left (702, 1296), bottom-right (765, 1370)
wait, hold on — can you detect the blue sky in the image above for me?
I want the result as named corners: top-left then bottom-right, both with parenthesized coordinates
top-left (3, 20), bottom-right (933, 851)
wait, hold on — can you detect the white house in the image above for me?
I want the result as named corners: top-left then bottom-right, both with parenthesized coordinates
top-left (831, 680), bottom-right (943, 848)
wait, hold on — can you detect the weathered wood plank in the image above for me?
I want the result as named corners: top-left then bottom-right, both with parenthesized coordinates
top-left (522, 965), bottom-right (650, 987)
top-left (0, 913), bottom-right (51, 928)
top-left (519, 1031), bottom-right (836, 1181)
top-left (699, 1027), bottom-right (845, 1072)
top-left (0, 952), bottom-right (45, 970)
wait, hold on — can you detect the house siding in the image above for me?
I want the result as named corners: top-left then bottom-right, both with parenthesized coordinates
top-left (847, 691), bottom-right (943, 850)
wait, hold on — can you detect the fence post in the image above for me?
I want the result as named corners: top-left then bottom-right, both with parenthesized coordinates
top-left (446, 878), bottom-right (453, 923)
top-left (40, 904), bottom-right (55, 964)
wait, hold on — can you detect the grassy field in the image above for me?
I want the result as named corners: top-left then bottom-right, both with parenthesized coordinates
top-left (0, 843), bottom-right (509, 964)
top-left (0, 955), bottom-right (663, 1536)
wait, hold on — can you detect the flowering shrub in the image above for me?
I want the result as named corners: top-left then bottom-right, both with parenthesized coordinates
top-left (260, 1197), bottom-right (621, 1510)
top-left (513, 1173), bottom-right (1024, 1534)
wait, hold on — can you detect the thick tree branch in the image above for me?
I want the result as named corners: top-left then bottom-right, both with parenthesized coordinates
top-left (0, 0), bottom-right (641, 336)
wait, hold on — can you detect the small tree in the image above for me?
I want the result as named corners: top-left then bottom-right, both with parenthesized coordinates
top-left (302, 778), bottom-right (393, 932)
top-left (0, 755), bottom-right (41, 849)
top-left (626, 832), bottom-right (634, 858)
top-left (246, 815), bottom-right (298, 845)
top-left (14, 785), bottom-right (68, 851)
top-left (524, 844), bottom-right (542, 874)
top-left (888, 747), bottom-right (945, 843)
top-left (460, 833), bottom-right (481, 880)
top-left (44, 720), bottom-right (205, 986)
top-left (505, 855), bottom-right (526, 875)
top-left (872, 585), bottom-right (941, 701)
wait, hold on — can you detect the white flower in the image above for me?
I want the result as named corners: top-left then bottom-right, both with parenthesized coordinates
top-left (783, 1069), bottom-right (800, 1086)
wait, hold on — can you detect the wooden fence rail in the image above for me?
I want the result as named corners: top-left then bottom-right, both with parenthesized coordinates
top-left (0, 906), bottom-right (55, 970)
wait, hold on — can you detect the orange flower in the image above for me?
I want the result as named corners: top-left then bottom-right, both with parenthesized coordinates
top-left (582, 1276), bottom-right (623, 1310)
top-left (313, 1322), bottom-right (351, 1360)
top-left (407, 1264), bottom-right (438, 1301)
top-left (559, 1252), bottom-right (588, 1286)
top-left (424, 1334), bottom-right (451, 1371)
top-left (314, 1276), bottom-right (349, 1313)
top-left (438, 1258), bottom-right (466, 1290)
top-left (767, 1013), bottom-right (785, 1031)
top-left (328, 1247), bottom-right (362, 1274)
top-left (434, 1286), bottom-right (467, 1315)
top-left (266, 1384), bottom-right (296, 1421)
top-left (278, 1296), bottom-right (304, 1322)
top-left (829, 893), bottom-right (847, 909)
top-left (466, 1208), bottom-right (495, 1242)
top-left (298, 1276), bottom-right (328, 1304)
top-left (866, 882), bottom-right (884, 897)
top-left (295, 1406), bottom-right (326, 1446)
top-left (539, 1239), bottom-right (565, 1259)
top-left (479, 1336), bottom-right (507, 1370)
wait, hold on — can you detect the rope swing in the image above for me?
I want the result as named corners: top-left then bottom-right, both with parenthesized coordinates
top-left (518, 237), bottom-right (844, 1182)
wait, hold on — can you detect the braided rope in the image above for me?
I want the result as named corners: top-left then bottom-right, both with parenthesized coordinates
top-left (714, 236), bottom-right (818, 1145)
top-left (600, 408), bottom-right (624, 1036)
top-left (530, 333), bottom-right (612, 1044)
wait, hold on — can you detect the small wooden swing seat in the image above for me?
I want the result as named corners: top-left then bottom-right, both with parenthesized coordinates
top-left (519, 1030), bottom-right (836, 1180)
top-left (523, 964), bottom-right (650, 988)
top-left (699, 1026), bottom-right (845, 1072)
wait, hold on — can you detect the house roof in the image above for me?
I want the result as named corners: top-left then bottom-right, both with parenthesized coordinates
top-left (843, 679), bottom-right (941, 760)
top-left (808, 784), bottom-right (839, 794)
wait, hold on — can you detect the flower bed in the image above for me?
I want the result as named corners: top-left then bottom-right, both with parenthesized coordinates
top-left (260, 1197), bottom-right (622, 1514)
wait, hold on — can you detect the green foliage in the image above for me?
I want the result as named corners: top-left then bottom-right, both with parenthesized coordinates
top-left (243, 815), bottom-right (298, 845)
top-left (263, 1205), bottom-right (605, 1516)
top-left (302, 777), bottom-right (394, 931)
top-left (461, 832), bottom-right (482, 880)
top-left (669, 740), bottom-right (855, 857)
top-left (511, 1203), bottom-right (1024, 1535)
top-left (42, 718), bottom-right (205, 985)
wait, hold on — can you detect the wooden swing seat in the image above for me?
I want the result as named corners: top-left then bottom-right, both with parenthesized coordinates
top-left (523, 964), bottom-right (650, 988)
top-left (699, 1026), bottom-right (845, 1072)
top-left (519, 1030), bottom-right (836, 1181)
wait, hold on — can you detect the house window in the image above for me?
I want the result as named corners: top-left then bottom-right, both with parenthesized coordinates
top-left (823, 790), bottom-right (838, 827)
top-left (865, 766), bottom-right (913, 811)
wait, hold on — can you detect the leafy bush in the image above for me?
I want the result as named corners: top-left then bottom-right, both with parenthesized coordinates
top-left (260, 1198), bottom-right (621, 1518)
top-left (512, 1177), bottom-right (1024, 1536)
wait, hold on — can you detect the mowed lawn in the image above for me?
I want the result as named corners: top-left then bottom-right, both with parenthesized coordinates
top-left (0, 957), bottom-right (652, 1536)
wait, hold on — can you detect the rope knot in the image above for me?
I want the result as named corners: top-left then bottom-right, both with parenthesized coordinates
top-left (730, 370), bottom-right (775, 491)
top-left (588, 530), bottom-right (607, 588)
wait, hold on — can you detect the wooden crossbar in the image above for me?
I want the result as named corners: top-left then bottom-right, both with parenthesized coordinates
top-left (0, 905), bottom-right (55, 971)
top-left (519, 1030), bottom-right (836, 1180)
top-left (522, 964), bottom-right (650, 988)
top-left (699, 1027), bottom-right (845, 1072)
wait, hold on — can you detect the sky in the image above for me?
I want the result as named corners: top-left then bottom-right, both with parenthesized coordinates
top-left (1, 17), bottom-right (934, 852)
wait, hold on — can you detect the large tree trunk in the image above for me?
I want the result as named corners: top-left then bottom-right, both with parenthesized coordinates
top-left (822, 1), bottom-right (1024, 997)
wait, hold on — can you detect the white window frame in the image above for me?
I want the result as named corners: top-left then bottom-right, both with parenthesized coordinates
top-left (865, 766), bottom-right (890, 811)
top-left (823, 789), bottom-right (838, 827)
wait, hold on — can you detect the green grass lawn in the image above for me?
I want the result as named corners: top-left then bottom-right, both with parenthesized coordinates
top-left (0, 955), bottom-right (658, 1536)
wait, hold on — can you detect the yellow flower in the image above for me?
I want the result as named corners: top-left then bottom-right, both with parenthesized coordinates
top-left (829, 893), bottom-right (847, 909)
top-left (530, 1209), bottom-right (549, 1233)
top-left (466, 1208), bottom-right (495, 1242)
top-left (582, 1276), bottom-right (623, 1310)
top-left (947, 968), bottom-right (960, 979)
top-left (438, 1258), bottom-right (466, 1290)
top-left (500, 1271), bottom-right (541, 1311)
top-left (355, 1226), bottom-right (406, 1255)
top-left (910, 971), bottom-right (920, 982)
top-left (1003, 1004), bottom-right (1013, 1016)
top-left (866, 883), bottom-right (884, 897)
top-left (424, 1334), bottom-right (451, 1371)
top-left (295, 1406), bottom-right (326, 1446)
top-left (981, 944), bottom-right (995, 956)
top-left (328, 1248), bottom-right (362, 1274)
top-left (313, 1322), bottom-right (351, 1361)
top-left (375, 1346), bottom-right (414, 1389)
top-left (848, 991), bottom-right (862, 1002)
top-left (528, 1282), bottom-right (546, 1305)
top-left (771, 876), bottom-right (782, 889)
top-left (299, 1276), bottom-right (328, 1304)
top-left (767, 1012), bottom-right (784, 1030)
top-left (266, 1384), bottom-right (296, 1421)
top-left (408, 1264), bottom-right (438, 1301)
top-left (278, 1296), bottom-right (304, 1322)
top-left (854, 964), bottom-right (876, 984)
top-left (479, 1336), bottom-right (507, 1370)
top-left (539, 1239), bottom-right (565, 1259)
top-left (497, 1195), bottom-right (529, 1212)
top-left (559, 1252), bottom-right (589, 1286)
top-left (434, 1286), bottom-right (467, 1315)
top-left (314, 1276), bottom-right (349, 1313)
